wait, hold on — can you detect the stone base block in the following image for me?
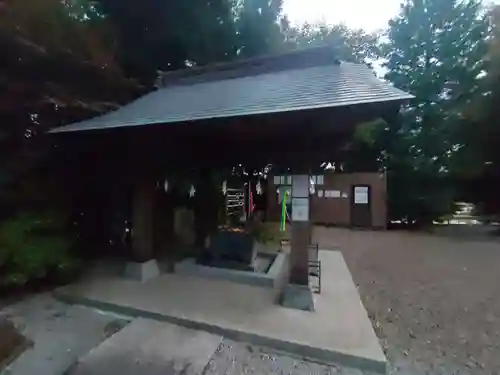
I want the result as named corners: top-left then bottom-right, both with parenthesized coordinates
top-left (280, 283), bottom-right (315, 311)
top-left (124, 259), bottom-right (160, 282)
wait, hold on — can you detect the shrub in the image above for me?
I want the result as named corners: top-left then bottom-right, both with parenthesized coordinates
top-left (0, 212), bottom-right (79, 288)
top-left (250, 222), bottom-right (284, 247)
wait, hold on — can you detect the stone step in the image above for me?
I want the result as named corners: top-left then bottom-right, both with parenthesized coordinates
top-left (67, 318), bottom-right (223, 375)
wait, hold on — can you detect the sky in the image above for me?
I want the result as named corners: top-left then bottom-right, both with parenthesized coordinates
top-left (283, 0), bottom-right (500, 77)
top-left (283, 0), bottom-right (402, 32)
top-left (283, 0), bottom-right (500, 32)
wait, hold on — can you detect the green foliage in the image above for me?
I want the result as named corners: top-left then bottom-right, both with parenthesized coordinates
top-left (454, 5), bottom-right (500, 215)
top-left (250, 222), bottom-right (284, 246)
top-left (0, 212), bottom-right (79, 288)
top-left (0, 0), bottom-right (140, 220)
top-left (380, 0), bottom-right (489, 223)
top-left (284, 22), bottom-right (382, 63)
top-left (384, 0), bottom-right (487, 163)
top-left (343, 119), bottom-right (388, 173)
top-left (236, 0), bottom-right (286, 57)
top-left (386, 164), bottom-right (457, 225)
top-left (94, 0), bottom-right (286, 84)
top-left (94, 0), bottom-right (381, 85)
top-left (94, 0), bottom-right (235, 83)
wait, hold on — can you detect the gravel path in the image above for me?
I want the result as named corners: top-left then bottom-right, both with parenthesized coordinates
top-left (314, 226), bottom-right (500, 375)
top-left (0, 294), bottom-right (129, 375)
top-left (206, 338), bottom-right (378, 375)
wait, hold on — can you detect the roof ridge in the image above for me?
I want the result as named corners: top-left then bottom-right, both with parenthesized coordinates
top-left (155, 44), bottom-right (341, 88)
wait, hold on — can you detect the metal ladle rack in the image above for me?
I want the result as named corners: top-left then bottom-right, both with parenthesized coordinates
top-left (225, 188), bottom-right (246, 222)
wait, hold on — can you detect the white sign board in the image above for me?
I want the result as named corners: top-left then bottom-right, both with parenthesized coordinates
top-left (324, 190), bottom-right (340, 198)
top-left (354, 186), bottom-right (369, 204)
top-left (318, 190), bottom-right (324, 198)
top-left (292, 175), bottom-right (309, 198)
top-left (291, 198), bottom-right (309, 222)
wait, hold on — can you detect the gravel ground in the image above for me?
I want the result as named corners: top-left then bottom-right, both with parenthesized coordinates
top-left (206, 338), bottom-right (378, 375)
top-left (314, 226), bottom-right (500, 375)
top-left (0, 294), bottom-right (129, 375)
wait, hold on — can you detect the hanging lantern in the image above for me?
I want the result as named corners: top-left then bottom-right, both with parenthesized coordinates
top-left (189, 184), bottom-right (196, 198)
top-left (256, 181), bottom-right (262, 195)
top-left (222, 180), bottom-right (227, 195)
top-left (309, 177), bottom-right (316, 195)
top-left (163, 179), bottom-right (169, 193)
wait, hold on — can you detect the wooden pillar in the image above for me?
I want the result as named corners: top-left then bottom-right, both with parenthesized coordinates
top-left (155, 187), bottom-right (176, 272)
top-left (289, 174), bottom-right (310, 285)
top-left (280, 173), bottom-right (315, 311)
top-left (131, 179), bottom-right (156, 262)
top-left (194, 169), bottom-right (219, 250)
top-left (290, 221), bottom-right (311, 284)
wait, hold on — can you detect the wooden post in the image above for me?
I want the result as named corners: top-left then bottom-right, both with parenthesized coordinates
top-left (155, 186), bottom-right (176, 271)
top-left (124, 178), bottom-right (160, 282)
top-left (289, 174), bottom-right (310, 284)
top-left (131, 180), bottom-right (156, 262)
top-left (194, 172), bottom-right (210, 250)
top-left (290, 221), bottom-right (311, 285)
top-left (280, 173), bottom-right (315, 311)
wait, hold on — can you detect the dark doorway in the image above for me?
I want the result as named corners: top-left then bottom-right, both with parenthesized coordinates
top-left (350, 185), bottom-right (372, 228)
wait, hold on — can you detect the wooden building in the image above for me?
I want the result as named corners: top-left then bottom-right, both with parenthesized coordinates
top-left (50, 45), bottom-right (411, 311)
top-left (268, 172), bottom-right (387, 229)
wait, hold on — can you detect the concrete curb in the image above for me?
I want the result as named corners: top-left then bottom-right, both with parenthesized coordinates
top-left (175, 252), bottom-right (288, 289)
top-left (53, 290), bottom-right (386, 374)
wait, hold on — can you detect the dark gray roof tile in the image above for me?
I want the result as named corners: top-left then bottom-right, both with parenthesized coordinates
top-left (51, 57), bottom-right (412, 133)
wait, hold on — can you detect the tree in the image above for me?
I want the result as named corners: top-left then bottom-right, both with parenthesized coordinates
top-left (235, 0), bottom-right (286, 57)
top-left (0, 0), bottom-right (146, 286)
top-left (94, 0), bottom-right (287, 84)
top-left (283, 22), bottom-right (381, 64)
top-left (454, 5), bottom-right (500, 217)
top-left (94, 0), bottom-right (239, 84)
top-left (381, 0), bottom-right (489, 224)
top-left (0, 0), bottom-right (140, 217)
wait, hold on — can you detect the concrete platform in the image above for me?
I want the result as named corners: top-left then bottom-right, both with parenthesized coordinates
top-left (54, 251), bottom-right (386, 373)
top-left (124, 259), bottom-right (160, 282)
top-left (175, 252), bottom-right (288, 289)
top-left (68, 318), bottom-right (222, 375)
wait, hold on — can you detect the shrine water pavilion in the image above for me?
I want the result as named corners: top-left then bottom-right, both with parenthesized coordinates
top-left (51, 45), bottom-right (412, 313)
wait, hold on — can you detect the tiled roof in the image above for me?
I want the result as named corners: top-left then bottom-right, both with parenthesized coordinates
top-left (51, 46), bottom-right (413, 133)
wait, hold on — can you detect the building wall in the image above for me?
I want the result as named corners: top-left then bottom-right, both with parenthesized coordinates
top-left (267, 172), bottom-right (387, 229)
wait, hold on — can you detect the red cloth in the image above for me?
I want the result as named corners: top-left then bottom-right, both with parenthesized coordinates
top-left (249, 183), bottom-right (255, 214)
